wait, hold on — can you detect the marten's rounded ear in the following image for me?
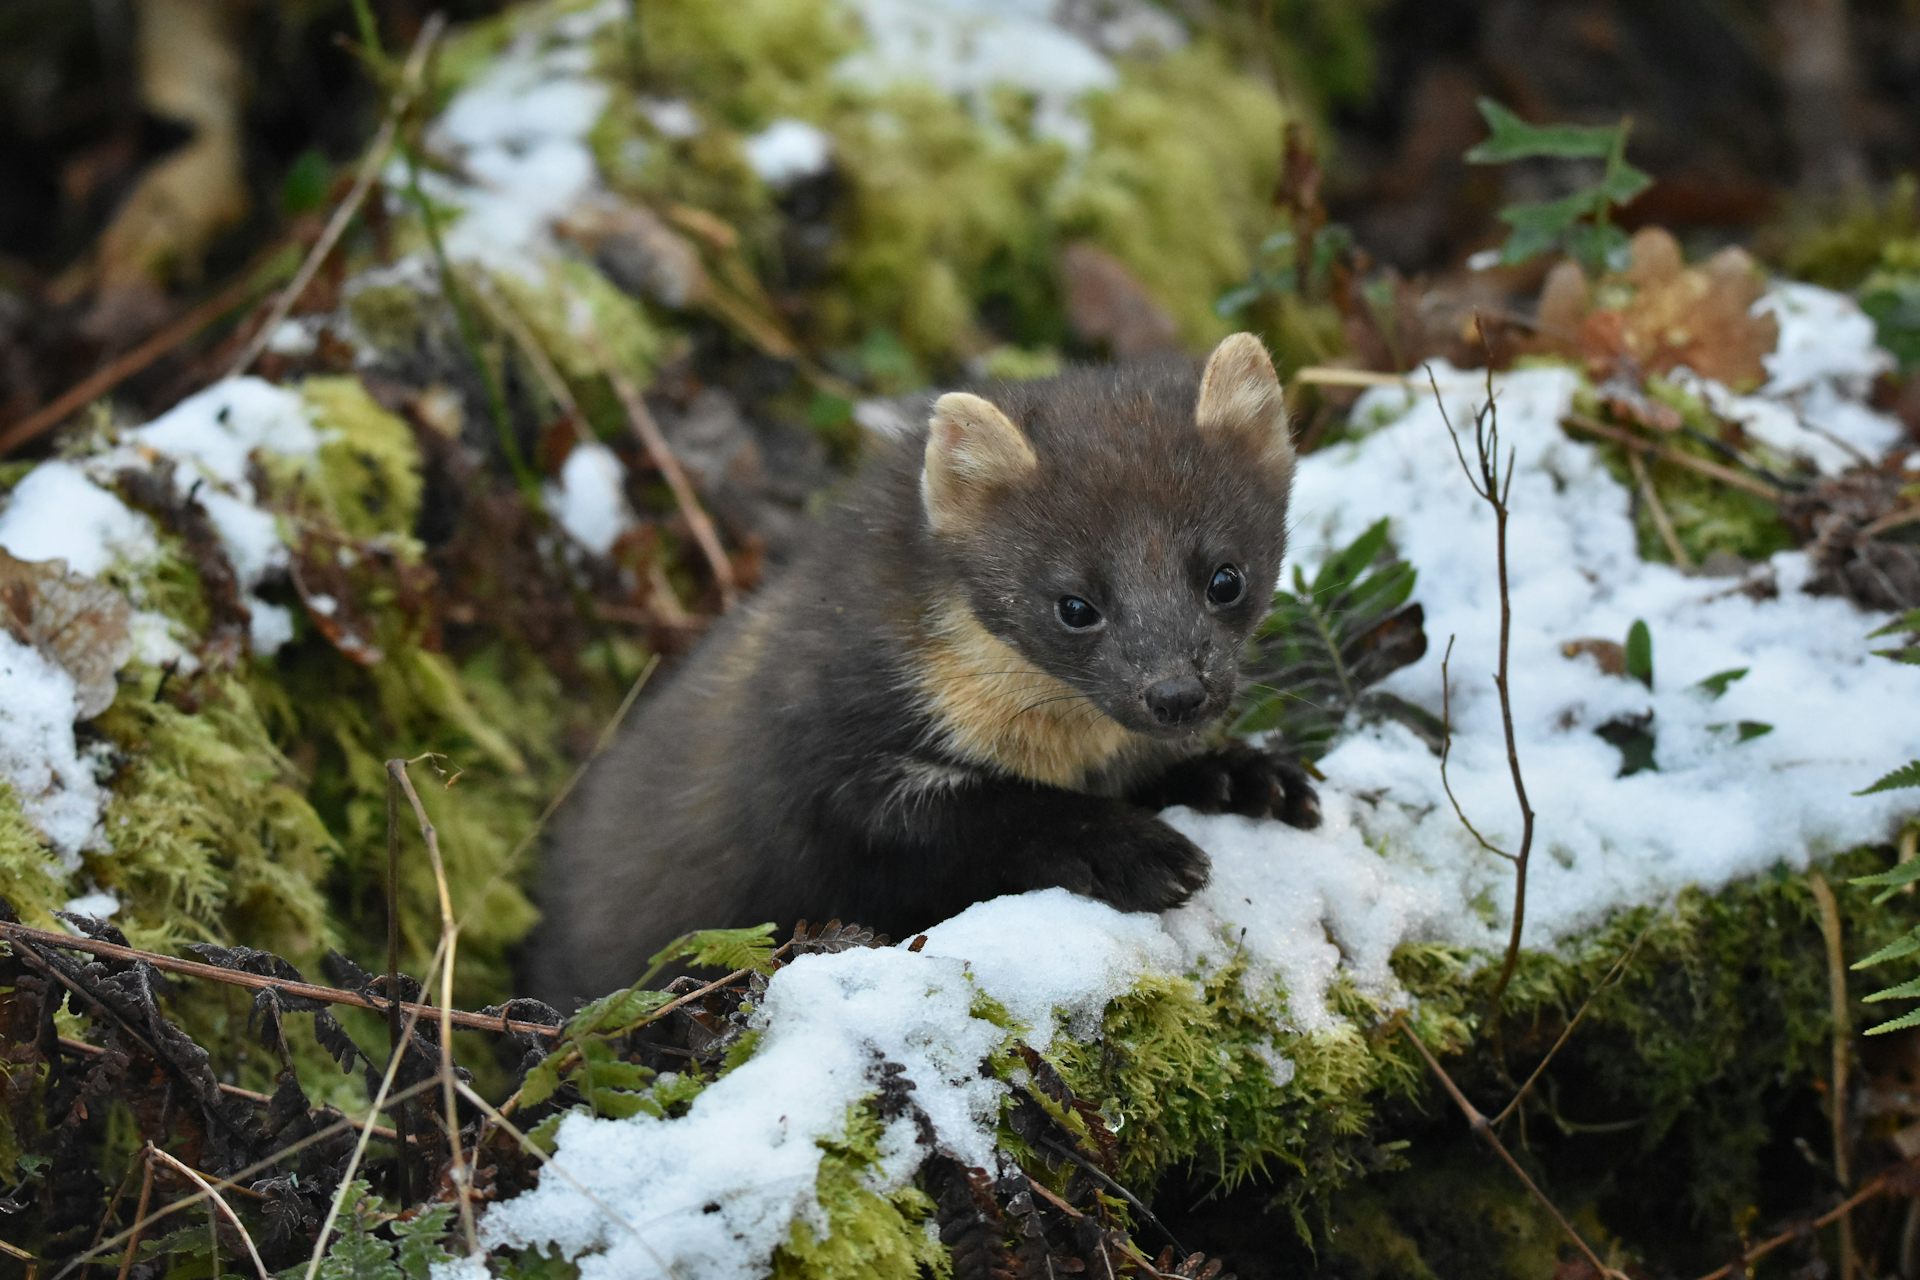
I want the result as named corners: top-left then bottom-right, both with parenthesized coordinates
top-left (1195, 332), bottom-right (1294, 477)
top-left (922, 392), bottom-right (1037, 533)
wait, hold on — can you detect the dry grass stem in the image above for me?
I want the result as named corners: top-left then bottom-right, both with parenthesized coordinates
top-left (386, 755), bottom-right (480, 1255)
top-left (1627, 450), bottom-right (1693, 568)
top-left (1491, 918), bottom-right (1654, 1129)
top-left (1561, 412), bottom-right (1780, 501)
top-left (145, 1145), bottom-right (270, 1280)
top-left (301, 935), bottom-right (449, 1280)
top-left (1809, 871), bottom-right (1857, 1279)
top-left (590, 334), bottom-right (738, 609)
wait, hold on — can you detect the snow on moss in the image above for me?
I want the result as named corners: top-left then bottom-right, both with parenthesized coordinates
top-left (424, 1), bottom-right (617, 274)
top-left (0, 461), bottom-right (155, 576)
top-left (545, 442), bottom-right (636, 556)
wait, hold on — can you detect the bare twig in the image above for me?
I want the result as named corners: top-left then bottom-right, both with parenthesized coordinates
top-left (386, 755), bottom-right (480, 1256)
top-left (1398, 1022), bottom-right (1622, 1278)
top-left (0, 273), bottom-right (261, 457)
top-left (146, 1145), bottom-right (270, 1280)
top-left (1561, 412), bottom-right (1781, 501)
top-left (1427, 355), bottom-right (1537, 1009)
top-left (1437, 635), bottom-right (1516, 865)
top-left (227, 16), bottom-right (444, 378)
top-left (590, 336), bottom-right (738, 609)
top-left (1809, 871), bottom-right (1857, 1280)
top-left (1491, 919), bottom-right (1655, 1128)
top-left (1691, 1160), bottom-right (1920, 1280)
top-left (1627, 450), bottom-right (1693, 569)
top-left (0, 920), bottom-right (559, 1038)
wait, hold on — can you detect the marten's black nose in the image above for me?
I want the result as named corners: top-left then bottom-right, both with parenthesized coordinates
top-left (1144, 674), bottom-right (1208, 726)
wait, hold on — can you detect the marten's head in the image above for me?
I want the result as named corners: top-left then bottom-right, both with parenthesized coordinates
top-left (919, 334), bottom-right (1297, 748)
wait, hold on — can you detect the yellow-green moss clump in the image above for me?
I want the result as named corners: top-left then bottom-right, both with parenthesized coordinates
top-left (0, 374), bottom-right (616, 1108)
top-left (585, 0), bottom-right (1287, 377)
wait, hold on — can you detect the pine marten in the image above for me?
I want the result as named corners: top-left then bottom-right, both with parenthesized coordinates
top-left (531, 334), bottom-right (1320, 1003)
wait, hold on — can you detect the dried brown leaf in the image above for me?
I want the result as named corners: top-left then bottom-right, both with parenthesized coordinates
top-left (0, 548), bottom-right (133, 716)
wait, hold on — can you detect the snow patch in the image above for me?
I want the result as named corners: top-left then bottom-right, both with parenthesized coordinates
top-left (481, 947), bottom-right (1011, 1279)
top-left (742, 119), bottom-right (833, 186)
top-left (0, 631), bottom-right (106, 865)
top-left (839, 0), bottom-right (1119, 149)
top-left (544, 443), bottom-right (636, 557)
top-left (0, 462), bottom-right (156, 578)
top-left (426, 6), bottom-right (616, 274)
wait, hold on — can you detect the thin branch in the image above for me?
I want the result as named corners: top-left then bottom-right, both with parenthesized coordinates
top-left (1437, 634), bottom-right (1517, 865)
top-left (1560, 412), bottom-right (1781, 501)
top-left (590, 336), bottom-right (738, 610)
top-left (1427, 355), bottom-right (1538, 1010)
top-left (1809, 871), bottom-right (1857, 1280)
top-left (227, 16), bottom-right (444, 378)
top-left (145, 1146), bottom-right (269, 1280)
top-left (1691, 1161), bottom-right (1919, 1280)
top-left (0, 273), bottom-right (261, 457)
top-left (1491, 918), bottom-right (1654, 1128)
top-left (0, 921), bottom-right (560, 1038)
top-left (1398, 1022), bottom-right (1622, 1278)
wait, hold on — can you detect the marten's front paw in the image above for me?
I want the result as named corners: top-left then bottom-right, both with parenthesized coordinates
top-left (1087, 821), bottom-right (1211, 913)
top-left (1140, 743), bottom-right (1323, 829)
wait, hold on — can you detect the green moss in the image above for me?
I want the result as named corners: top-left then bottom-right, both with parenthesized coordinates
top-left (495, 260), bottom-right (664, 387)
top-left (299, 376), bottom-right (428, 542)
top-left (1572, 380), bottom-right (1797, 564)
top-left (0, 780), bottom-right (62, 927)
top-left (584, 3), bottom-right (1291, 372)
top-left (347, 281), bottom-right (431, 354)
top-left (771, 1108), bottom-right (950, 1280)
top-left (1061, 46), bottom-right (1287, 347)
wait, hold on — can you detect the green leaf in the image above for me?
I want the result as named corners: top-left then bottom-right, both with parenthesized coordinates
top-left (517, 1054), bottom-right (564, 1109)
top-left (1857, 759), bottom-right (1920, 796)
top-left (564, 985), bottom-right (674, 1038)
top-left (651, 922), bottom-right (779, 974)
top-left (1466, 98), bottom-right (1626, 163)
top-left (1851, 926), bottom-right (1920, 970)
top-left (1235, 520), bottom-right (1427, 753)
top-left (1866, 1004), bottom-right (1920, 1035)
top-left (280, 149), bottom-right (332, 216)
top-left (1734, 721), bottom-right (1772, 742)
top-left (1849, 857), bottom-right (1920, 890)
top-left (392, 1204), bottom-right (457, 1280)
top-left (1867, 609), bottom-right (1920, 640)
top-left (1695, 668), bottom-right (1749, 699)
top-left (1624, 620), bottom-right (1653, 690)
top-left (1863, 973), bottom-right (1920, 1003)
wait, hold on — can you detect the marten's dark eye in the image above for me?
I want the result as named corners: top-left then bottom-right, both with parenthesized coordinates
top-left (1056, 596), bottom-right (1102, 630)
top-left (1206, 564), bottom-right (1246, 607)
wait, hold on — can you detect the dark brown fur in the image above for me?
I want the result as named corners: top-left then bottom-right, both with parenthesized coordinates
top-left (530, 344), bottom-right (1318, 1004)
